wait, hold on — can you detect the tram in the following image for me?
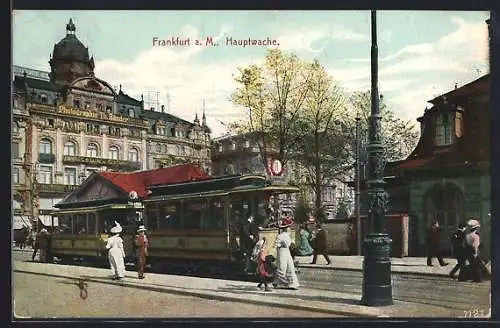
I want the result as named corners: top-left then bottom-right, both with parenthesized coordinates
top-left (49, 172), bottom-right (300, 275)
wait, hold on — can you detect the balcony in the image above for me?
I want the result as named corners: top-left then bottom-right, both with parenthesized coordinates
top-left (38, 183), bottom-right (79, 195)
top-left (62, 155), bottom-right (141, 171)
top-left (38, 153), bottom-right (56, 164)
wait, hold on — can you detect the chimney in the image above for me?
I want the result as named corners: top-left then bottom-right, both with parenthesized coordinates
top-left (161, 105), bottom-right (165, 113)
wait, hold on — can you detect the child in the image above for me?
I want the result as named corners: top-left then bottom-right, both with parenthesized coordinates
top-left (256, 238), bottom-right (275, 292)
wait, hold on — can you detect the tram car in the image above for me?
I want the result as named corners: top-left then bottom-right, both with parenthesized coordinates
top-left (49, 165), bottom-right (300, 276)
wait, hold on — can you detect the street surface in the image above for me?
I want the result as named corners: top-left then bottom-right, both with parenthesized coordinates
top-left (299, 267), bottom-right (490, 312)
top-left (13, 271), bottom-right (339, 318)
top-left (13, 250), bottom-right (490, 317)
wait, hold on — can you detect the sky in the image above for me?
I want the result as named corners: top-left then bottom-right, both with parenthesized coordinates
top-left (13, 10), bottom-right (490, 137)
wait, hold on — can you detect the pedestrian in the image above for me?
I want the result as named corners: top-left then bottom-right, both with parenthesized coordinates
top-left (272, 217), bottom-right (299, 290)
top-left (31, 229), bottom-right (41, 261)
top-left (239, 215), bottom-right (258, 273)
top-left (106, 221), bottom-right (126, 280)
top-left (449, 222), bottom-right (467, 279)
top-left (37, 229), bottom-right (50, 263)
top-left (256, 237), bottom-right (275, 292)
top-left (296, 224), bottom-right (314, 256)
top-left (311, 223), bottom-right (331, 265)
top-left (426, 221), bottom-right (448, 267)
top-left (135, 225), bottom-right (149, 279)
top-left (461, 219), bottom-right (483, 283)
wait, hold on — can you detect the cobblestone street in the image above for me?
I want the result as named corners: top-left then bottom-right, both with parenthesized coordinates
top-left (13, 271), bottom-right (339, 318)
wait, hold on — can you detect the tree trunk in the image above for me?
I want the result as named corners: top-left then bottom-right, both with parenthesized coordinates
top-left (314, 130), bottom-right (322, 221)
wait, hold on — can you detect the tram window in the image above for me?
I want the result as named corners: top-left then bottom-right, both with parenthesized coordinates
top-left (146, 206), bottom-right (159, 231)
top-left (206, 198), bottom-right (225, 229)
top-left (58, 215), bottom-right (72, 234)
top-left (76, 215), bottom-right (87, 234)
top-left (159, 202), bottom-right (181, 229)
top-left (87, 213), bottom-right (96, 235)
top-left (183, 200), bottom-right (204, 229)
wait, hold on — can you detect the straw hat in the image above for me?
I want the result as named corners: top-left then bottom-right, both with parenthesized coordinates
top-left (110, 221), bottom-right (122, 234)
top-left (466, 219), bottom-right (480, 230)
top-left (279, 217), bottom-right (294, 228)
top-left (137, 225), bottom-right (147, 232)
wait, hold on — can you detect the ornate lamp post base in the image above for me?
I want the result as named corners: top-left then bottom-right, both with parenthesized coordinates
top-left (361, 232), bottom-right (393, 306)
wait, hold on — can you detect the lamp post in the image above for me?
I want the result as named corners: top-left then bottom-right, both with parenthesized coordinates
top-left (361, 10), bottom-right (393, 306)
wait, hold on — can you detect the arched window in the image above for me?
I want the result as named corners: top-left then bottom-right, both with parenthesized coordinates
top-left (109, 146), bottom-right (119, 160)
top-left (39, 139), bottom-right (52, 154)
top-left (128, 108), bottom-right (135, 118)
top-left (64, 141), bottom-right (76, 156)
top-left (87, 143), bottom-right (99, 158)
top-left (128, 148), bottom-right (139, 162)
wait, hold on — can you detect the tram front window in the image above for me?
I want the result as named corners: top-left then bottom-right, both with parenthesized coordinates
top-left (159, 202), bottom-right (181, 229)
top-left (57, 215), bottom-right (72, 235)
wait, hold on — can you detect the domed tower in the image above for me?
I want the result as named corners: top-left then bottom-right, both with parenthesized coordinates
top-left (48, 18), bottom-right (94, 86)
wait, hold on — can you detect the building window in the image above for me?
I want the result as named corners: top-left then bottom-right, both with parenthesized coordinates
top-left (85, 102), bottom-right (91, 110)
top-left (40, 94), bottom-right (48, 104)
top-left (106, 106), bottom-right (112, 113)
top-left (38, 165), bottom-right (52, 184)
top-left (109, 126), bottom-right (121, 137)
top-left (12, 142), bottom-right (19, 159)
top-left (455, 112), bottom-right (463, 138)
top-left (64, 167), bottom-right (77, 185)
top-left (13, 167), bottom-right (19, 184)
top-left (435, 113), bottom-right (453, 146)
top-left (87, 143), bottom-right (99, 158)
top-left (73, 99), bottom-right (81, 108)
top-left (128, 148), bottom-right (139, 162)
top-left (12, 123), bottom-right (19, 134)
top-left (128, 108), bottom-right (135, 118)
top-left (39, 139), bottom-right (52, 154)
top-left (96, 103), bottom-right (103, 111)
top-left (109, 146), bottom-right (119, 160)
top-left (63, 141), bottom-right (76, 156)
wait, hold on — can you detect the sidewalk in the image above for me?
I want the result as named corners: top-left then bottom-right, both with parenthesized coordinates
top-left (13, 261), bottom-right (471, 318)
top-left (295, 256), bottom-right (457, 277)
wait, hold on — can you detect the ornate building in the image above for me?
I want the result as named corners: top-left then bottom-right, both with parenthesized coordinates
top-left (12, 19), bottom-right (212, 231)
top-left (143, 106), bottom-right (211, 173)
top-left (211, 132), bottom-right (347, 217)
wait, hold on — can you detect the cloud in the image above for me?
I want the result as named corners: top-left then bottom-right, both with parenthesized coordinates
top-left (95, 24), bottom-right (255, 137)
top-left (277, 24), bottom-right (369, 53)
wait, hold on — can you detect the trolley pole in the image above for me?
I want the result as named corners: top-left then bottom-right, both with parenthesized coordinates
top-left (361, 10), bottom-right (393, 306)
top-left (355, 116), bottom-right (361, 255)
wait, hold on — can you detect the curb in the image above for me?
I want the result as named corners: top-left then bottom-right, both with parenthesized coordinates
top-left (14, 268), bottom-right (377, 318)
top-left (298, 264), bottom-right (450, 279)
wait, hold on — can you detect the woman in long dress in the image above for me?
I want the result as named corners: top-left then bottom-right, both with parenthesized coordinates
top-left (297, 224), bottom-right (314, 256)
top-left (272, 218), bottom-right (299, 290)
top-left (106, 221), bottom-right (126, 280)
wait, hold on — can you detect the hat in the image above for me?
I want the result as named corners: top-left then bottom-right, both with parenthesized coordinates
top-left (137, 225), bottom-right (147, 232)
top-left (110, 221), bottom-right (122, 234)
top-left (40, 228), bottom-right (48, 233)
top-left (466, 219), bottom-right (480, 230)
top-left (279, 217), bottom-right (294, 228)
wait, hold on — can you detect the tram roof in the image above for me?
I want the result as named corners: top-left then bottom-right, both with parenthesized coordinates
top-left (148, 174), bottom-right (269, 196)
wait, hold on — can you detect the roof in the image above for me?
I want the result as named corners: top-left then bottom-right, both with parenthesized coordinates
top-left (116, 90), bottom-right (142, 106)
top-left (98, 164), bottom-right (211, 198)
top-left (13, 75), bottom-right (61, 92)
top-left (398, 158), bottom-right (433, 169)
top-left (428, 74), bottom-right (490, 104)
top-left (140, 109), bottom-right (194, 126)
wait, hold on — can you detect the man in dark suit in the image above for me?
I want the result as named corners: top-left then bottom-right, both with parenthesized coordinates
top-left (449, 222), bottom-right (467, 278)
top-left (310, 223), bottom-right (331, 265)
top-left (427, 221), bottom-right (448, 267)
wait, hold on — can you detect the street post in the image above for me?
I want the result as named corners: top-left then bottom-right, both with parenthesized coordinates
top-left (355, 116), bottom-right (362, 255)
top-left (361, 10), bottom-right (394, 306)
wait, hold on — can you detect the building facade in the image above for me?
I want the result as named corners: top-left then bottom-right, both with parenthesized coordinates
top-left (211, 132), bottom-right (349, 217)
top-left (12, 19), bottom-right (212, 231)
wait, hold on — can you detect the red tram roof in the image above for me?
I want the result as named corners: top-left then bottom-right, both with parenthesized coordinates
top-left (99, 164), bottom-right (211, 198)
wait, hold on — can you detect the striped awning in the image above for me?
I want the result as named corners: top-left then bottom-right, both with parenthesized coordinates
top-left (39, 215), bottom-right (58, 227)
top-left (13, 216), bottom-right (32, 230)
